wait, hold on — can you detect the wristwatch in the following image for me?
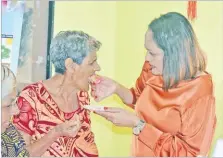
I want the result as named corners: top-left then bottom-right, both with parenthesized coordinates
top-left (133, 120), bottom-right (146, 135)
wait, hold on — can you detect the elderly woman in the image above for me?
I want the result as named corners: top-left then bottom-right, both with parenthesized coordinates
top-left (13, 31), bottom-right (101, 157)
top-left (1, 65), bottom-right (29, 157)
top-left (91, 12), bottom-right (216, 157)
top-left (1, 66), bottom-right (83, 158)
top-left (1, 65), bottom-right (81, 157)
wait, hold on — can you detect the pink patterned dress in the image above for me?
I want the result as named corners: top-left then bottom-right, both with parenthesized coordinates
top-left (13, 81), bottom-right (98, 157)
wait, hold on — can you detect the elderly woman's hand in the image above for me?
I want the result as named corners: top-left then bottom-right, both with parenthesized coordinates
top-left (91, 76), bottom-right (118, 102)
top-left (94, 107), bottom-right (140, 128)
top-left (54, 115), bottom-right (81, 137)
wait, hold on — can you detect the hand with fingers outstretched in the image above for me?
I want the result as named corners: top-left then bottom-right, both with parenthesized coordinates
top-left (93, 107), bottom-right (140, 128)
top-left (90, 76), bottom-right (118, 102)
top-left (90, 75), bottom-right (134, 104)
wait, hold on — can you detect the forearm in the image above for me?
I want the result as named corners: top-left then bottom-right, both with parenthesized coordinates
top-left (26, 129), bottom-right (58, 157)
top-left (115, 83), bottom-right (134, 105)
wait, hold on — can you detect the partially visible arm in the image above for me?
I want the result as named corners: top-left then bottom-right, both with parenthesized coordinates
top-left (115, 83), bottom-right (134, 105)
top-left (21, 129), bottom-right (58, 157)
top-left (115, 61), bottom-right (153, 108)
top-left (13, 89), bottom-right (59, 157)
top-left (22, 115), bottom-right (81, 157)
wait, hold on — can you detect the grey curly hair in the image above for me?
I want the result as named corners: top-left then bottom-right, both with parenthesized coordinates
top-left (50, 30), bottom-right (102, 74)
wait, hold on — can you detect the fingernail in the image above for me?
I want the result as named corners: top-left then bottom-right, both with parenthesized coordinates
top-left (95, 79), bottom-right (101, 84)
top-left (104, 107), bottom-right (108, 110)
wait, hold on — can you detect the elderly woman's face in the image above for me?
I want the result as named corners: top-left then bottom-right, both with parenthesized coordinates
top-left (73, 52), bottom-right (101, 91)
top-left (1, 81), bottom-right (18, 130)
top-left (145, 29), bottom-right (164, 75)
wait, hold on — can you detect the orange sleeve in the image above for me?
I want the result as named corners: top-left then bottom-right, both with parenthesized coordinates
top-left (138, 95), bottom-right (216, 157)
top-left (129, 61), bottom-right (153, 106)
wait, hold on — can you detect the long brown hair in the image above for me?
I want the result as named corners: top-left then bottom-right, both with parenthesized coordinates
top-left (149, 12), bottom-right (206, 91)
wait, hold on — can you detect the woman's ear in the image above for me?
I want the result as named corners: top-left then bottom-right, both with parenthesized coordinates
top-left (65, 58), bottom-right (77, 73)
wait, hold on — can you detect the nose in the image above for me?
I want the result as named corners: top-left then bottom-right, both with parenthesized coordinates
top-left (94, 63), bottom-right (101, 72)
top-left (145, 52), bottom-right (152, 62)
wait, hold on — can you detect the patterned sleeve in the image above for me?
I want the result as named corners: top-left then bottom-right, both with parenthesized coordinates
top-left (1, 123), bottom-right (30, 157)
top-left (13, 86), bottom-right (38, 136)
top-left (1, 134), bottom-right (9, 157)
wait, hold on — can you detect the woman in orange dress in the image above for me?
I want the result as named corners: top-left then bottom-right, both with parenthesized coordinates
top-left (91, 12), bottom-right (216, 157)
top-left (13, 30), bottom-right (101, 157)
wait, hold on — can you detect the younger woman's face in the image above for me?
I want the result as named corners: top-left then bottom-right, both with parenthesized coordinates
top-left (144, 29), bottom-right (164, 75)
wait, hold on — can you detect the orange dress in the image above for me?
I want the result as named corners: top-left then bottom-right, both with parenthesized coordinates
top-left (13, 81), bottom-right (98, 157)
top-left (129, 61), bottom-right (216, 157)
